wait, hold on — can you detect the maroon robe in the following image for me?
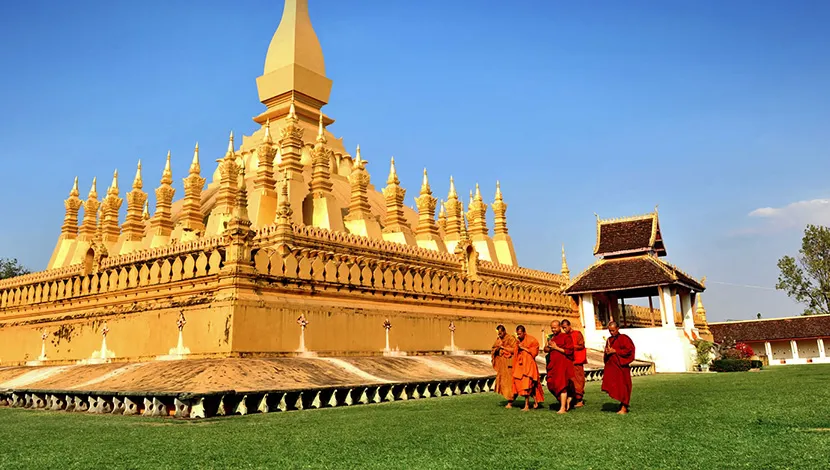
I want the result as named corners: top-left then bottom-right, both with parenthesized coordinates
top-left (546, 332), bottom-right (575, 395)
top-left (601, 333), bottom-right (636, 406)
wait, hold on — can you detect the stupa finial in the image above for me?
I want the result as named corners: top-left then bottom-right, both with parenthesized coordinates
top-left (161, 151), bottom-right (173, 185)
top-left (227, 131), bottom-right (235, 156)
top-left (421, 168), bottom-right (431, 194)
top-left (70, 176), bottom-right (79, 198)
top-left (89, 177), bottom-right (98, 199)
top-left (387, 157), bottom-right (399, 185)
top-left (133, 160), bottom-right (143, 190)
top-left (142, 200), bottom-right (150, 220)
top-left (190, 142), bottom-right (201, 174)
top-left (448, 176), bottom-right (457, 199)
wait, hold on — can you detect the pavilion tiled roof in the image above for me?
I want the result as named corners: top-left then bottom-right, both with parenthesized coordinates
top-left (563, 254), bottom-right (704, 295)
top-left (710, 315), bottom-right (830, 343)
top-left (594, 213), bottom-right (666, 257)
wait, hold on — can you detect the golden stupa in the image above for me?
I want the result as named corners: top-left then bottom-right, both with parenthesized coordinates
top-left (0, 0), bottom-right (575, 364)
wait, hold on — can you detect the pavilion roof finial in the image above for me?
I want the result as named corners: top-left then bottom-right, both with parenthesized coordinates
top-left (561, 244), bottom-right (570, 279)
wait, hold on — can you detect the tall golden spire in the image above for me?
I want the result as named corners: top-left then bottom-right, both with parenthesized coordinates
top-left (60, 177), bottom-right (83, 238)
top-left (491, 181), bottom-right (517, 266)
top-left (274, 100), bottom-right (306, 226)
top-left (257, 0), bottom-right (332, 116)
top-left (443, 176), bottom-right (463, 239)
top-left (121, 160), bottom-right (148, 243)
top-left (343, 145), bottom-right (381, 238)
top-left (381, 157), bottom-right (412, 240)
top-left (215, 132), bottom-right (240, 214)
top-left (437, 198), bottom-right (447, 233)
top-left (222, 164), bottom-right (256, 274)
top-left (149, 152), bottom-right (176, 244)
top-left (492, 181), bottom-right (508, 236)
top-left (254, 120), bottom-right (277, 192)
top-left (100, 170), bottom-right (123, 244)
top-left (467, 183), bottom-right (488, 237)
top-left (309, 111), bottom-right (333, 194)
top-left (179, 142), bottom-right (206, 235)
top-left (414, 168), bottom-right (445, 251)
top-left (78, 177), bottom-right (100, 241)
top-left (345, 145), bottom-right (372, 219)
top-left (561, 244), bottom-right (570, 279)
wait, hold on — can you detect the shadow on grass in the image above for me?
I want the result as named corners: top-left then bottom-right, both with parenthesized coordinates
top-left (600, 403), bottom-right (622, 412)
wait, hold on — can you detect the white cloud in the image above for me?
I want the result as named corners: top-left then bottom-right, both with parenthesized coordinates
top-left (747, 198), bottom-right (830, 230)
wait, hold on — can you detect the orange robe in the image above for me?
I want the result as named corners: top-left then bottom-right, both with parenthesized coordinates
top-left (512, 335), bottom-right (545, 402)
top-left (491, 334), bottom-right (517, 400)
top-left (601, 333), bottom-right (636, 406)
top-left (545, 332), bottom-right (575, 395)
top-left (569, 330), bottom-right (587, 400)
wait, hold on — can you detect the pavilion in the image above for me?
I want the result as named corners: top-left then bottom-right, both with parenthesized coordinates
top-left (563, 211), bottom-right (707, 372)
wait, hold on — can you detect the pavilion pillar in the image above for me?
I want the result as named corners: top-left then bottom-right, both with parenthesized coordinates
top-left (790, 340), bottom-right (799, 360)
top-left (680, 291), bottom-right (694, 332)
top-left (818, 339), bottom-right (826, 359)
top-left (764, 341), bottom-right (773, 360)
top-left (658, 286), bottom-right (675, 328)
top-left (581, 294), bottom-right (596, 335)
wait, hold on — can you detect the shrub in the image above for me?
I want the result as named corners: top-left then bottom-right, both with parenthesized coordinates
top-left (693, 339), bottom-right (714, 366)
top-left (711, 358), bottom-right (752, 372)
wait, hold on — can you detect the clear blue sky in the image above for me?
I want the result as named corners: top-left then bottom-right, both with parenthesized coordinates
top-left (1, 0), bottom-right (829, 321)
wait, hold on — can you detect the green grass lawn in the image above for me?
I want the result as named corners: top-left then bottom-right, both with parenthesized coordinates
top-left (1, 365), bottom-right (829, 469)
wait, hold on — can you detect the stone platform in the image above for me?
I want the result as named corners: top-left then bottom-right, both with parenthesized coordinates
top-left (0, 352), bottom-right (653, 418)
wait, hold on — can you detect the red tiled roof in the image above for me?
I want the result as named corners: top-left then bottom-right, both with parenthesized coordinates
top-left (563, 255), bottom-right (704, 295)
top-left (594, 214), bottom-right (666, 257)
top-left (710, 315), bottom-right (830, 343)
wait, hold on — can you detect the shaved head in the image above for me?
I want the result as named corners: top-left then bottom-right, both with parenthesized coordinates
top-left (608, 321), bottom-right (619, 336)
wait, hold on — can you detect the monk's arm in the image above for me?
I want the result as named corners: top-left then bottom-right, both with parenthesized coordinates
top-left (616, 336), bottom-right (635, 359)
top-left (562, 336), bottom-right (574, 356)
top-left (574, 332), bottom-right (585, 351)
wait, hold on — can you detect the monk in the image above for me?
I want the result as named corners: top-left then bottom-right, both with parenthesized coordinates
top-left (491, 325), bottom-right (517, 401)
top-left (543, 320), bottom-right (574, 414)
top-left (562, 319), bottom-right (586, 407)
top-left (509, 325), bottom-right (545, 410)
top-left (601, 321), bottom-right (636, 414)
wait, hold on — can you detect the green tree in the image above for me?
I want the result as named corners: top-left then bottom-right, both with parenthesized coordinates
top-left (0, 258), bottom-right (30, 280)
top-left (776, 224), bottom-right (830, 315)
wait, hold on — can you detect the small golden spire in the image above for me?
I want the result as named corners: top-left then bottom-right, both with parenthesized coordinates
top-left (469, 189), bottom-right (474, 207)
top-left (142, 200), bottom-right (150, 221)
top-left (448, 176), bottom-right (457, 199)
top-left (355, 144), bottom-right (362, 163)
top-left (161, 151), bottom-right (173, 185)
top-left (70, 176), bottom-right (79, 197)
top-left (561, 244), bottom-right (570, 279)
top-left (494, 181), bottom-right (503, 201)
top-left (88, 177), bottom-right (98, 199)
top-left (421, 168), bottom-right (431, 194)
top-left (316, 111), bottom-right (326, 144)
top-left (264, 118), bottom-right (273, 143)
top-left (109, 169), bottom-right (119, 194)
top-left (474, 183), bottom-right (483, 202)
top-left (132, 160), bottom-right (143, 190)
top-left (387, 157), bottom-right (399, 185)
top-left (190, 142), bottom-right (201, 174)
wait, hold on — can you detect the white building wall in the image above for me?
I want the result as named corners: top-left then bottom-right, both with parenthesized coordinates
top-left (586, 326), bottom-right (694, 373)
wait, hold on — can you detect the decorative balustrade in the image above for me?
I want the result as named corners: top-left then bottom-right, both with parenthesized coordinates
top-left (0, 246), bottom-right (226, 311)
top-left (252, 245), bottom-right (571, 312)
